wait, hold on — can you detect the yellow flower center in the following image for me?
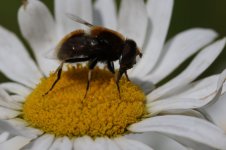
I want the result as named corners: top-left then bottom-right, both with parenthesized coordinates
top-left (23, 65), bottom-right (146, 137)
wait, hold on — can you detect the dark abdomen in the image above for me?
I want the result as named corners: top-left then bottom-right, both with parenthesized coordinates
top-left (57, 27), bottom-right (125, 62)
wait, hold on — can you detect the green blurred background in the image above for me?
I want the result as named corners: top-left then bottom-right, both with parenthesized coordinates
top-left (0, 0), bottom-right (225, 82)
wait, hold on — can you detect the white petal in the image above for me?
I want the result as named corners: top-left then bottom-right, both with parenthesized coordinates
top-left (73, 136), bottom-right (103, 150)
top-left (0, 136), bottom-right (31, 150)
top-left (223, 81), bottom-right (226, 94)
top-left (54, 0), bottom-right (93, 36)
top-left (0, 82), bottom-right (29, 103)
top-left (143, 28), bottom-right (218, 83)
top-left (0, 88), bottom-right (13, 102)
top-left (148, 38), bottom-right (226, 102)
top-left (129, 115), bottom-right (226, 149)
top-left (0, 106), bottom-right (20, 119)
top-left (118, 0), bottom-right (148, 48)
top-left (168, 75), bottom-right (219, 99)
top-left (0, 82), bottom-right (31, 97)
top-left (23, 134), bottom-right (54, 150)
top-left (170, 69), bottom-right (225, 103)
top-left (94, 0), bottom-right (117, 30)
top-left (217, 69), bottom-right (226, 93)
top-left (0, 132), bottom-right (10, 143)
top-left (2, 118), bottom-right (42, 139)
top-left (161, 109), bottom-right (206, 119)
top-left (147, 98), bottom-right (207, 116)
top-left (95, 137), bottom-right (120, 150)
top-left (133, 79), bottom-right (155, 95)
top-left (114, 137), bottom-right (154, 150)
top-left (10, 95), bottom-right (25, 103)
top-left (20, 127), bottom-right (43, 138)
top-left (131, 0), bottom-right (174, 75)
top-left (2, 118), bottom-right (42, 138)
top-left (7, 118), bottom-right (28, 128)
top-left (0, 88), bottom-right (22, 110)
top-left (0, 26), bottom-right (42, 88)
top-left (126, 132), bottom-right (188, 150)
top-left (0, 120), bottom-right (36, 138)
top-left (204, 92), bottom-right (226, 132)
top-left (49, 137), bottom-right (72, 150)
top-left (170, 135), bottom-right (217, 150)
top-left (148, 70), bottom-right (226, 115)
top-left (18, 0), bottom-right (59, 75)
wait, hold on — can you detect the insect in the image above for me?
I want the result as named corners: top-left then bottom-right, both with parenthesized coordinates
top-left (44, 14), bottom-right (142, 97)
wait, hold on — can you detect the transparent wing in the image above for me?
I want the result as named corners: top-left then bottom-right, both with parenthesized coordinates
top-left (66, 13), bottom-right (94, 27)
top-left (42, 47), bottom-right (58, 60)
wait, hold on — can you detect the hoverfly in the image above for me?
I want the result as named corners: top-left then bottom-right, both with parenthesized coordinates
top-left (45, 14), bottom-right (142, 97)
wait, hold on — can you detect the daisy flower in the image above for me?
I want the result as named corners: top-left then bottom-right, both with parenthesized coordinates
top-left (0, 0), bottom-right (226, 150)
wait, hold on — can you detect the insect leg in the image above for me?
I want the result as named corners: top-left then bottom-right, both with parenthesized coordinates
top-left (44, 57), bottom-right (90, 96)
top-left (84, 70), bottom-right (92, 98)
top-left (107, 61), bottom-right (115, 74)
top-left (88, 58), bottom-right (98, 69)
top-left (84, 58), bottom-right (98, 98)
top-left (44, 62), bottom-right (64, 96)
top-left (125, 71), bottom-right (130, 81)
top-left (115, 69), bottom-right (125, 99)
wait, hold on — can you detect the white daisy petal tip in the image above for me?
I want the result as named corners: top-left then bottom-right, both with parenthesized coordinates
top-left (18, 0), bottom-right (56, 48)
top-left (213, 37), bottom-right (226, 52)
top-left (18, 0), bottom-right (59, 75)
